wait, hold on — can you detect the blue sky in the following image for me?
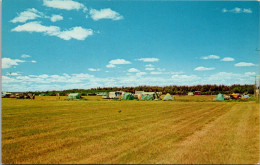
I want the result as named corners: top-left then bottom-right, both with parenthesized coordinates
top-left (2, 0), bottom-right (259, 92)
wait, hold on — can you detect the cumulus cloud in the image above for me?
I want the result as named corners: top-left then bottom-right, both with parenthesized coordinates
top-left (50, 14), bottom-right (63, 22)
top-left (58, 26), bottom-right (93, 40)
top-left (150, 72), bottom-right (162, 75)
top-left (235, 62), bottom-right (256, 67)
top-left (206, 72), bottom-right (255, 85)
top-left (145, 68), bottom-right (155, 71)
top-left (6, 72), bottom-right (21, 76)
top-left (2, 58), bottom-right (25, 69)
top-left (3, 70), bottom-right (257, 92)
top-left (31, 60), bottom-right (37, 63)
top-left (243, 8), bottom-right (252, 13)
top-left (88, 68), bottom-right (100, 71)
top-left (106, 59), bottom-right (131, 68)
top-left (201, 55), bottom-right (220, 60)
top-left (194, 66), bottom-right (215, 71)
top-left (128, 68), bottom-right (139, 72)
top-left (106, 64), bottom-right (116, 68)
top-left (222, 7), bottom-right (252, 14)
top-left (11, 21), bottom-right (93, 40)
top-left (89, 8), bottom-right (123, 21)
top-left (221, 57), bottom-right (235, 61)
top-left (43, 0), bottom-right (87, 11)
top-left (157, 68), bottom-right (166, 71)
top-left (136, 72), bottom-right (147, 77)
top-left (10, 8), bottom-right (43, 23)
top-left (21, 54), bottom-right (31, 58)
top-left (137, 58), bottom-right (159, 62)
top-left (145, 64), bottom-right (153, 67)
top-left (245, 72), bottom-right (256, 76)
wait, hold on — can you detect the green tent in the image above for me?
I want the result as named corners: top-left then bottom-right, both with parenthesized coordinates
top-left (163, 93), bottom-right (174, 101)
top-left (121, 92), bottom-right (135, 100)
top-left (68, 93), bottom-right (80, 99)
top-left (141, 94), bottom-right (154, 101)
top-left (215, 93), bottom-right (224, 101)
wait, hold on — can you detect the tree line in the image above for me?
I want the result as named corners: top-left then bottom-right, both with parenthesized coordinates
top-left (29, 84), bottom-right (255, 96)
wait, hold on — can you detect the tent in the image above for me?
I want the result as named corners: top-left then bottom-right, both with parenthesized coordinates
top-left (215, 93), bottom-right (224, 101)
top-left (121, 92), bottom-right (135, 100)
top-left (188, 92), bottom-right (194, 96)
top-left (242, 94), bottom-right (250, 99)
top-left (163, 93), bottom-right (174, 101)
top-left (141, 94), bottom-right (155, 101)
top-left (68, 93), bottom-right (81, 99)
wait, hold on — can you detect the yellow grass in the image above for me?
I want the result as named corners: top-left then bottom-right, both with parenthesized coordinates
top-left (2, 97), bottom-right (259, 164)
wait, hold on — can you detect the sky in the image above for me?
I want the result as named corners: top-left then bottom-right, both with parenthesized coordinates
top-left (2, 0), bottom-right (259, 92)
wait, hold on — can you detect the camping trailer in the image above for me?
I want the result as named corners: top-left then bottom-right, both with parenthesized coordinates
top-left (108, 91), bottom-right (124, 99)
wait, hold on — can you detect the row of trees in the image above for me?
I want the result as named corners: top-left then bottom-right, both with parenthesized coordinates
top-left (29, 84), bottom-right (255, 96)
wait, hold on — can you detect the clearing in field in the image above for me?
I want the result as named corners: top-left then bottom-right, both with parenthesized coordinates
top-left (2, 96), bottom-right (259, 164)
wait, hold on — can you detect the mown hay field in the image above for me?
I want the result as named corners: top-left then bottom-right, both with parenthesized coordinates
top-left (2, 96), bottom-right (259, 164)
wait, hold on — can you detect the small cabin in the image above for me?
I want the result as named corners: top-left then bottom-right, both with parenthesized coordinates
top-left (194, 91), bottom-right (201, 95)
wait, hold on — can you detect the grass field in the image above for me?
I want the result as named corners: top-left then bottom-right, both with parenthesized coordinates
top-left (2, 96), bottom-right (259, 164)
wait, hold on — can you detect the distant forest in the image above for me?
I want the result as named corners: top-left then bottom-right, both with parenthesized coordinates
top-left (27, 84), bottom-right (256, 96)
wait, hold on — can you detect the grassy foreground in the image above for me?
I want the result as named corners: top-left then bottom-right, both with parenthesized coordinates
top-left (2, 97), bottom-right (259, 164)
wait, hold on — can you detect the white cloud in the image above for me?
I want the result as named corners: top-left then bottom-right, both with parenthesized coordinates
top-left (89, 8), bottom-right (123, 21)
top-left (88, 68), bottom-right (100, 71)
top-left (150, 72), bottom-right (162, 75)
top-left (138, 58), bottom-right (159, 62)
top-left (128, 68), bottom-right (139, 72)
top-left (206, 72), bottom-right (255, 85)
top-left (6, 72), bottom-right (21, 76)
top-left (43, 0), bottom-right (87, 11)
top-left (58, 26), bottom-right (93, 40)
top-left (243, 8), bottom-right (252, 13)
top-left (31, 60), bottom-right (37, 63)
top-left (21, 54), bottom-right (31, 58)
top-left (222, 7), bottom-right (252, 14)
top-left (11, 21), bottom-right (60, 34)
top-left (235, 62), bottom-right (256, 67)
top-left (222, 8), bottom-right (228, 13)
top-left (50, 14), bottom-right (63, 22)
top-left (231, 7), bottom-right (242, 13)
top-left (11, 22), bottom-right (93, 41)
top-left (157, 68), bottom-right (165, 71)
top-left (245, 72), bottom-right (256, 76)
top-left (145, 68), bottom-right (155, 71)
top-left (136, 72), bottom-right (147, 77)
top-left (10, 8), bottom-right (43, 23)
top-left (106, 64), bottom-right (116, 68)
top-left (201, 55), bottom-right (220, 60)
top-left (194, 66), bottom-right (215, 71)
top-left (106, 59), bottom-right (131, 68)
top-left (221, 57), bottom-right (235, 61)
top-left (145, 64), bottom-right (153, 67)
top-left (3, 71), bottom-right (257, 92)
top-left (2, 58), bottom-right (25, 69)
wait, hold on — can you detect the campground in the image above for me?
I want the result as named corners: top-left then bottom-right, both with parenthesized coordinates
top-left (2, 96), bottom-right (259, 164)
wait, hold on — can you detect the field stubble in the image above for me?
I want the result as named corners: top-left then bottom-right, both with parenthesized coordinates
top-left (2, 96), bottom-right (259, 164)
